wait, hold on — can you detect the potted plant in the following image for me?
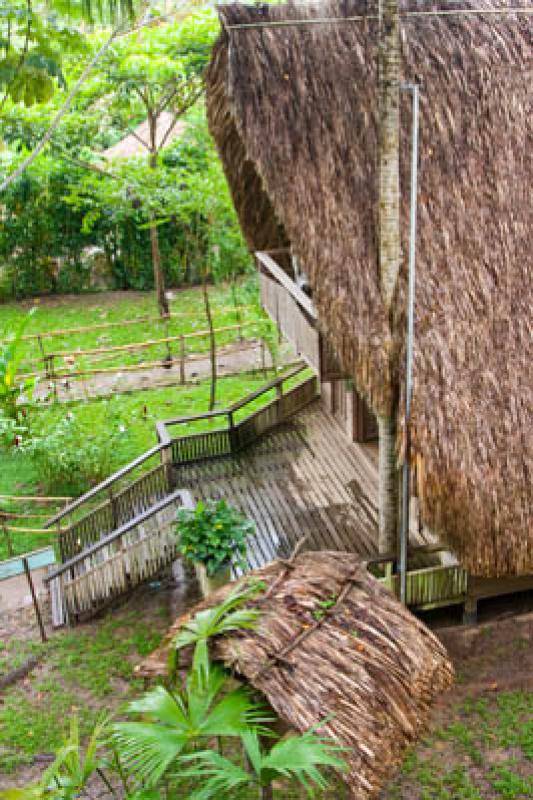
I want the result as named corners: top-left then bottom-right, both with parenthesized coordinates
top-left (176, 499), bottom-right (254, 596)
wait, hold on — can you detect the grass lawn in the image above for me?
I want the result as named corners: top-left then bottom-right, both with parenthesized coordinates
top-left (0, 282), bottom-right (270, 373)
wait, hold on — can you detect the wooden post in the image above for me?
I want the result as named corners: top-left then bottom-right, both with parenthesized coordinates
top-left (2, 521), bottom-right (14, 558)
top-left (22, 557), bottom-right (47, 643)
top-left (179, 335), bottom-right (186, 385)
top-left (275, 379), bottom-right (283, 423)
top-left (49, 355), bottom-right (58, 402)
top-left (57, 521), bottom-right (66, 561)
top-left (260, 339), bottom-right (267, 379)
top-left (228, 411), bottom-right (236, 454)
top-left (108, 487), bottom-right (119, 529)
top-left (37, 335), bottom-right (47, 372)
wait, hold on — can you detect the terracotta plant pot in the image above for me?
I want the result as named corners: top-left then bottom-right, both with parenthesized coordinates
top-left (194, 561), bottom-right (231, 598)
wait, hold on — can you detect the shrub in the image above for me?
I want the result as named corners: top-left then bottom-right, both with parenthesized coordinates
top-left (176, 499), bottom-right (254, 576)
top-left (19, 403), bottom-right (129, 495)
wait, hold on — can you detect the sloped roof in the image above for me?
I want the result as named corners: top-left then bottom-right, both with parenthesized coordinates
top-left (205, 0), bottom-right (533, 577)
top-left (140, 552), bottom-right (454, 799)
top-left (103, 111), bottom-right (186, 159)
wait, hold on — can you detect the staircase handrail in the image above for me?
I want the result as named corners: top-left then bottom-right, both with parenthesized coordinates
top-left (157, 362), bottom-right (307, 438)
top-left (44, 488), bottom-right (193, 583)
top-left (43, 442), bottom-right (166, 529)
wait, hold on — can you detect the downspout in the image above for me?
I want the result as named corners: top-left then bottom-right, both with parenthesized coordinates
top-left (399, 84), bottom-right (419, 604)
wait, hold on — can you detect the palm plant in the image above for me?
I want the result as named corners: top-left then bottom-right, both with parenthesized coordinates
top-left (110, 660), bottom-right (272, 790)
top-left (0, 309), bottom-right (35, 419)
top-left (171, 578), bottom-right (266, 678)
top-left (0, 716), bottom-right (110, 799)
top-left (179, 728), bottom-right (347, 800)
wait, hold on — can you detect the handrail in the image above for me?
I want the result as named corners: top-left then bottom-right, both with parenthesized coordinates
top-left (44, 442), bottom-right (166, 529)
top-left (44, 489), bottom-right (193, 582)
top-left (228, 363), bottom-right (306, 414)
top-left (159, 363), bottom-right (307, 434)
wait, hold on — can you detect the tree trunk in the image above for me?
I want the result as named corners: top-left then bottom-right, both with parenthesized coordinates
top-left (148, 125), bottom-right (169, 317)
top-left (203, 270), bottom-right (217, 412)
top-left (378, 0), bottom-right (401, 311)
top-left (259, 785), bottom-right (273, 800)
top-left (378, 414), bottom-right (398, 554)
top-left (377, 1), bottom-right (401, 553)
top-left (149, 217), bottom-right (169, 318)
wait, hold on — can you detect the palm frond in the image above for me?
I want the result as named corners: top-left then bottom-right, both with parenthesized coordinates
top-left (110, 721), bottom-right (187, 788)
top-left (177, 750), bottom-right (250, 800)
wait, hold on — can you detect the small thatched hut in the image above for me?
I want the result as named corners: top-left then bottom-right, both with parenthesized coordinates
top-left (103, 112), bottom-right (186, 160)
top-left (140, 552), bottom-right (454, 798)
top-left (206, 1), bottom-right (532, 578)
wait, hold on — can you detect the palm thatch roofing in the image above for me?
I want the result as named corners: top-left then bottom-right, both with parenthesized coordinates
top-left (205, 0), bottom-right (532, 578)
top-left (103, 112), bottom-right (186, 160)
top-left (140, 551), bottom-right (454, 799)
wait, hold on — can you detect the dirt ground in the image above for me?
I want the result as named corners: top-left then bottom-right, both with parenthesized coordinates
top-left (32, 339), bottom-right (284, 403)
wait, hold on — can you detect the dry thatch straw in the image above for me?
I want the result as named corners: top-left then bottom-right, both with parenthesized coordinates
top-left (206, 0), bottom-right (532, 577)
top-left (140, 551), bottom-right (454, 799)
top-left (103, 112), bottom-right (186, 160)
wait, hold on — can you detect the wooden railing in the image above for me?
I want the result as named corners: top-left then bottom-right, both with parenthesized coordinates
top-left (158, 363), bottom-right (318, 467)
top-left (45, 365), bottom-right (318, 564)
top-left (45, 490), bottom-right (193, 624)
top-left (367, 547), bottom-right (468, 611)
top-left (58, 463), bottom-right (171, 561)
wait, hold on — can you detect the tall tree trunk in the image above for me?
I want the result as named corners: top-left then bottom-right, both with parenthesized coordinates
top-left (377, 0), bottom-right (401, 553)
top-left (378, 414), bottom-right (398, 554)
top-left (378, 0), bottom-right (401, 310)
top-left (148, 124), bottom-right (169, 317)
top-left (203, 269), bottom-right (217, 412)
top-left (149, 217), bottom-right (169, 317)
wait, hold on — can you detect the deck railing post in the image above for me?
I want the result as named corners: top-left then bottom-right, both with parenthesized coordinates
top-left (179, 335), bottom-right (186, 384)
top-left (2, 521), bottom-right (14, 558)
top-left (228, 411), bottom-right (236, 453)
top-left (108, 487), bottom-right (119, 529)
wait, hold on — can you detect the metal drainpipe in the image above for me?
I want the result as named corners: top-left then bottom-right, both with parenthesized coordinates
top-left (399, 84), bottom-right (419, 605)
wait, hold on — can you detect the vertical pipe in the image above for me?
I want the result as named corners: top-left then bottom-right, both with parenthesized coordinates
top-left (399, 84), bottom-right (419, 604)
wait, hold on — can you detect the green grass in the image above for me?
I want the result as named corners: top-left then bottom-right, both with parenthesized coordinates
top-left (0, 281), bottom-right (269, 373)
top-left (388, 690), bottom-right (533, 799)
top-left (0, 608), bottom-right (169, 774)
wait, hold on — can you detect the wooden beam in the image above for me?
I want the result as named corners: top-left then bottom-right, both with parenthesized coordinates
top-left (255, 252), bottom-right (318, 321)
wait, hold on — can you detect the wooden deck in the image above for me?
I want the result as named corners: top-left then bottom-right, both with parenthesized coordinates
top-left (174, 400), bottom-right (435, 570)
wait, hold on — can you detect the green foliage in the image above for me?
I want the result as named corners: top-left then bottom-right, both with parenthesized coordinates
top-left (0, 308), bottom-right (36, 417)
top-left (111, 660), bottom-right (270, 790)
top-left (176, 499), bottom-right (255, 577)
top-left (180, 728), bottom-right (346, 799)
top-left (18, 399), bottom-right (130, 494)
top-left (172, 579), bottom-right (265, 678)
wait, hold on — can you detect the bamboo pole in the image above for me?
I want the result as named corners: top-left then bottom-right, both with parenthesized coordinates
top-left (22, 557), bottom-right (47, 643)
top-left (0, 495), bottom-right (72, 503)
top-left (0, 306), bottom-right (256, 344)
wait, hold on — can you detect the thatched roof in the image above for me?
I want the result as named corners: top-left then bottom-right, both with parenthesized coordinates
top-left (103, 112), bottom-right (186, 160)
top-left (140, 552), bottom-right (454, 799)
top-left (206, 1), bottom-right (532, 577)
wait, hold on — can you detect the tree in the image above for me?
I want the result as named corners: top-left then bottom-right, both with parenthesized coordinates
top-left (100, 11), bottom-right (219, 315)
top-left (0, 0), bottom-right (135, 112)
top-left (377, 0), bottom-right (401, 555)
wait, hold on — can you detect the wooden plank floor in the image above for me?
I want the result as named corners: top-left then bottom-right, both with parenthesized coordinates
top-left (173, 400), bottom-right (436, 571)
